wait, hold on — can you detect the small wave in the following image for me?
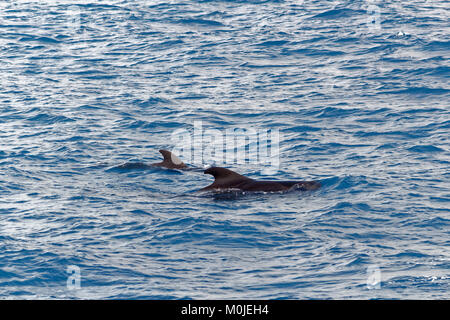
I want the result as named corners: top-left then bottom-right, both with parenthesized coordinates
top-left (283, 48), bottom-right (345, 57)
top-left (320, 175), bottom-right (378, 192)
top-left (19, 35), bottom-right (60, 44)
top-left (174, 18), bottom-right (224, 27)
top-left (129, 209), bottom-right (153, 216)
top-left (407, 145), bottom-right (445, 153)
top-left (385, 275), bottom-right (449, 289)
top-left (424, 40), bottom-right (450, 51)
top-left (380, 87), bottom-right (449, 96)
top-left (26, 113), bottom-right (74, 125)
top-left (313, 107), bottom-right (362, 118)
top-left (255, 40), bottom-right (290, 47)
top-left (312, 8), bottom-right (364, 19)
top-left (375, 143), bottom-right (399, 150)
top-left (240, 62), bottom-right (296, 69)
top-left (136, 97), bottom-right (173, 107)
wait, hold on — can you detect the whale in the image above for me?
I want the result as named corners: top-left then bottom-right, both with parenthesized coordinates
top-left (200, 167), bottom-right (321, 192)
top-left (152, 149), bottom-right (188, 169)
top-left (114, 149), bottom-right (188, 170)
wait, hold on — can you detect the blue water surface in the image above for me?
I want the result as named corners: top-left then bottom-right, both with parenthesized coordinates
top-left (0, 0), bottom-right (449, 299)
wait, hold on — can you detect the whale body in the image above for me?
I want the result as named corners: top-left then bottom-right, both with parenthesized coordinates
top-left (200, 167), bottom-right (321, 192)
top-left (114, 149), bottom-right (188, 170)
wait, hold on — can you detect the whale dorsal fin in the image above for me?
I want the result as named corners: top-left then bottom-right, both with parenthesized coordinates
top-left (156, 149), bottom-right (187, 169)
top-left (202, 167), bottom-right (252, 190)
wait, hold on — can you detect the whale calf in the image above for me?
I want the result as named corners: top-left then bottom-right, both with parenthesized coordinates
top-left (114, 149), bottom-right (188, 170)
top-left (152, 149), bottom-right (188, 169)
top-left (200, 167), bottom-right (321, 192)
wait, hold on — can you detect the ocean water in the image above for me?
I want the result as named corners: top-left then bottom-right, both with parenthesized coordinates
top-left (0, 0), bottom-right (449, 299)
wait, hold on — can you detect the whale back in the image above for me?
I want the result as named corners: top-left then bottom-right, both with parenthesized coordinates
top-left (154, 149), bottom-right (188, 169)
top-left (201, 167), bottom-right (253, 190)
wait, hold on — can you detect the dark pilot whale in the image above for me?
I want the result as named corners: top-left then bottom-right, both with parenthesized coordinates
top-left (152, 149), bottom-right (188, 169)
top-left (200, 167), bottom-right (321, 192)
top-left (114, 149), bottom-right (188, 170)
